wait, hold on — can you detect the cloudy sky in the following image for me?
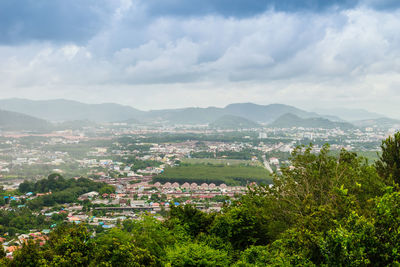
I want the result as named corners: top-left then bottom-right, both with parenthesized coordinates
top-left (1, 0), bottom-right (400, 116)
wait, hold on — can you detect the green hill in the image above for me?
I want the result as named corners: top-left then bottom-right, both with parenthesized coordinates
top-left (0, 98), bottom-right (144, 122)
top-left (0, 98), bottom-right (370, 126)
top-left (209, 115), bottom-right (260, 129)
top-left (269, 113), bottom-right (354, 129)
top-left (146, 103), bottom-right (324, 124)
top-left (0, 109), bottom-right (52, 131)
top-left (352, 117), bottom-right (400, 129)
top-left (314, 107), bottom-right (384, 121)
top-left (224, 103), bottom-right (320, 123)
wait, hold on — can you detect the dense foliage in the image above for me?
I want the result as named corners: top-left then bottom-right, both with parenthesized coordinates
top-left (3, 134), bottom-right (400, 266)
top-left (376, 132), bottom-right (400, 185)
top-left (111, 155), bottom-right (162, 171)
top-left (153, 163), bottom-right (272, 185)
top-left (0, 208), bottom-right (58, 237)
top-left (18, 174), bottom-right (115, 210)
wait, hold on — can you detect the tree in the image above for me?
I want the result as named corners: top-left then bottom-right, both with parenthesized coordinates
top-left (167, 205), bottom-right (215, 238)
top-left (210, 204), bottom-right (272, 250)
top-left (92, 228), bottom-right (156, 266)
top-left (18, 180), bottom-right (33, 193)
top-left (99, 185), bottom-right (115, 195)
top-left (123, 216), bottom-right (178, 264)
top-left (9, 200), bottom-right (18, 208)
top-left (165, 242), bottom-right (230, 267)
top-left (11, 240), bottom-right (44, 267)
top-left (45, 224), bottom-right (93, 266)
top-left (269, 145), bottom-right (384, 220)
top-left (371, 188), bottom-right (400, 264)
top-left (376, 132), bottom-right (400, 185)
top-left (0, 245), bottom-right (6, 258)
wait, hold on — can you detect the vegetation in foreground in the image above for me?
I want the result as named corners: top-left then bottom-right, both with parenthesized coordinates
top-left (3, 133), bottom-right (400, 266)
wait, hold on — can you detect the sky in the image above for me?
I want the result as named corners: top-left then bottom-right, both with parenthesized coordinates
top-left (1, 0), bottom-right (400, 116)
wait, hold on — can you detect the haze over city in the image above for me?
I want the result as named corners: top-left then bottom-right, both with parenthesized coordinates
top-left (1, 0), bottom-right (400, 117)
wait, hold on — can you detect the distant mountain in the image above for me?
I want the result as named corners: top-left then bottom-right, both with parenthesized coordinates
top-left (143, 103), bottom-right (327, 124)
top-left (224, 103), bottom-right (319, 123)
top-left (269, 113), bottom-right (355, 129)
top-left (0, 98), bottom-right (369, 126)
top-left (0, 109), bottom-right (52, 131)
top-left (313, 108), bottom-right (384, 121)
top-left (0, 98), bottom-right (144, 122)
top-left (209, 115), bottom-right (260, 129)
top-left (352, 117), bottom-right (400, 129)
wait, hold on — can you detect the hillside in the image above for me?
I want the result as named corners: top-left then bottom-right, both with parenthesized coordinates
top-left (0, 98), bottom-right (380, 126)
top-left (209, 115), bottom-right (260, 129)
top-left (224, 103), bottom-right (320, 123)
top-left (0, 98), bottom-right (144, 122)
top-left (352, 117), bottom-right (400, 129)
top-left (269, 113), bottom-right (355, 129)
top-left (0, 109), bottom-right (52, 131)
top-left (313, 107), bottom-right (384, 121)
top-left (141, 103), bottom-right (323, 124)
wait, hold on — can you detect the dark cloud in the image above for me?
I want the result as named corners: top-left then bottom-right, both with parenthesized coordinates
top-left (144, 0), bottom-right (357, 18)
top-left (361, 0), bottom-right (400, 10)
top-left (0, 0), bottom-right (113, 44)
top-left (0, 0), bottom-right (397, 45)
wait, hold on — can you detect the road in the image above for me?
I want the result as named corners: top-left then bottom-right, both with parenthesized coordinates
top-left (262, 155), bottom-right (274, 174)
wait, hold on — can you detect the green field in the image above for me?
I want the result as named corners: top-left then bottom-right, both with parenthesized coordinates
top-left (153, 164), bottom-right (272, 186)
top-left (328, 150), bottom-right (380, 163)
top-left (182, 158), bottom-right (261, 166)
top-left (356, 151), bottom-right (380, 162)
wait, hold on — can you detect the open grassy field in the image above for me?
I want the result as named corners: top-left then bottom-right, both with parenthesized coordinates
top-left (182, 158), bottom-right (261, 166)
top-left (356, 151), bottom-right (380, 163)
top-left (329, 150), bottom-right (380, 163)
top-left (153, 163), bottom-right (272, 186)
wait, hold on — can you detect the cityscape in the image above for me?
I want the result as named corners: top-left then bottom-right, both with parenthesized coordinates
top-left (0, 100), bottom-right (398, 261)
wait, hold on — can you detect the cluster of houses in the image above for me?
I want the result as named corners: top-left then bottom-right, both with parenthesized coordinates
top-left (1, 231), bottom-right (49, 259)
top-left (80, 157), bottom-right (165, 177)
top-left (97, 176), bottom-right (247, 200)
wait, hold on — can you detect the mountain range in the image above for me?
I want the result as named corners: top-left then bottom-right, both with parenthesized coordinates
top-left (352, 118), bottom-right (400, 129)
top-left (0, 99), bottom-right (343, 124)
top-left (0, 98), bottom-right (396, 130)
top-left (312, 108), bottom-right (384, 121)
top-left (269, 113), bottom-right (354, 129)
top-left (209, 115), bottom-right (261, 129)
top-left (0, 98), bottom-right (144, 123)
